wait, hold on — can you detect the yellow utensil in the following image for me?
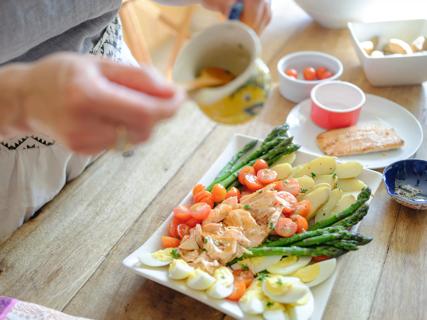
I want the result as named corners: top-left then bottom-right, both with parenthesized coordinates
top-left (185, 67), bottom-right (235, 92)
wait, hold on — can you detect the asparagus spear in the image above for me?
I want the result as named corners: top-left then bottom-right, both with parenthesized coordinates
top-left (309, 188), bottom-right (371, 230)
top-left (264, 226), bottom-right (345, 247)
top-left (265, 144), bottom-right (300, 166)
top-left (292, 233), bottom-right (345, 247)
top-left (328, 240), bottom-right (360, 251)
top-left (333, 205), bottom-right (369, 229)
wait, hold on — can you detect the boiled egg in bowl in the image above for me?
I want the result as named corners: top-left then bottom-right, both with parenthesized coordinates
top-left (207, 267), bottom-right (234, 299)
top-left (262, 275), bottom-right (310, 304)
top-left (168, 259), bottom-right (194, 280)
top-left (267, 256), bottom-right (311, 275)
top-left (186, 268), bottom-right (216, 291)
top-left (138, 248), bottom-right (174, 267)
top-left (291, 258), bottom-right (336, 287)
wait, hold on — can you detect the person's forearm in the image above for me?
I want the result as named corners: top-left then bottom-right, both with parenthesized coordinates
top-left (0, 64), bottom-right (29, 136)
top-left (153, 0), bottom-right (201, 6)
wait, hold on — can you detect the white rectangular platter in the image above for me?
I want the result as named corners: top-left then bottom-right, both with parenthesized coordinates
top-left (123, 133), bottom-right (383, 320)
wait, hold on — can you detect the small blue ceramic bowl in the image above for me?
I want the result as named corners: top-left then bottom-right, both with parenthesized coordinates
top-left (383, 159), bottom-right (427, 210)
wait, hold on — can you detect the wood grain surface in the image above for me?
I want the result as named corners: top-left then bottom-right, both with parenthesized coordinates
top-left (0, 1), bottom-right (426, 320)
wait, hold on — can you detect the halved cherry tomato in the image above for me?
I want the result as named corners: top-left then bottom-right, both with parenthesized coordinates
top-left (291, 214), bottom-right (308, 233)
top-left (303, 67), bottom-right (317, 81)
top-left (282, 178), bottom-right (301, 196)
top-left (192, 183), bottom-right (205, 196)
top-left (253, 159), bottom-right (269, 172)
top-left (316, 66), bottom-right (327, 79)
top-left (196, 192), bottom-right (214, 208)
top-left (273, 180), bottom-right (285, 191)
top-left (238, 166), bottom-right (255, 185)
top-left (168, 217), bottom-right (179, 238)
top-left (295, 199), bottom-right (312, 218)
top-left (275, 217), bottom-right (297, 238)
top-left (312, 255), bottom-right (330, 263)
top-left (161, 236), bottom-right (180, 248)
top-left (227, 279), bottom-right (247, 301)
top-left (319, 71), bottom-right (333, 80)
top-left (225, 187), bottom-right (241, 200)
top-left (177, 224), bottom-right (191, 239)
top-left (190, 202), bottom-right (211, 221)
top-left (277, 191), bottom-right (298, 215)
top-left (285, 68), bottom-right (298, 79)
top-left (173, 205), bottom-right (191, 221)
top-left (186, 217), bottom-right (200, 228)
top-left (233, 269), bottom-right (254, 288)
top-left (243, 174), bottom-right (264, 191)
top-left (193, 190), bottom-right (212, 203)
top-left (212, 184), bottom-right (227, 203)
top-left (257, 168), bottom-right (278, 185)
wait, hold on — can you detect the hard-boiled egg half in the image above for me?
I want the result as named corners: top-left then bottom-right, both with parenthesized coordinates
top-left (186, 268), bottom-right (216, 291)
top-left (239, 280), bottom-right (266, 315)
top-left (263, 301), bottom-right (290, 320)
top-left (287, 291), bottom-right (314, 320)
top-left (207, 267), bottom-right (234, 299)
top-left (239, 255), bottom-right (283, 273)
top-left (262, 276), bottom-right (310, 304)
top-left (291, 258), bottom-right (336, 288)
top-left (168, 259), bottom-right (194, 280)
top-left (267, 256), bottom-right (311, 275)
top-left (138, 248), bottom-right (174, 267)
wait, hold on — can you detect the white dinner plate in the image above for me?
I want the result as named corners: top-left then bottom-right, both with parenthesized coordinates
top-left (123, 134), bottom-right (383, 320)
top-left (286, 94), bottom-right (423, 169)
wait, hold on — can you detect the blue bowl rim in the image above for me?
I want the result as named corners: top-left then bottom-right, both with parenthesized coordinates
top-left (383, 158), bottom-right (427, 205)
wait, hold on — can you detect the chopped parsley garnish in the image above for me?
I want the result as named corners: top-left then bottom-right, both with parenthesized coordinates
top-left (171, 249), bottom-right (180, 259)
top-left (257, 270), bottom-right (270, 281)
top-left (311, 172), bottom-right (317, 178)
top-left (332, 173), bottom-right (337, 178)
top-left (266, 301), bottom-right (274, 308)
top-left (300, 187), bottom-right (308, 193)
top-left (276, 278), bottom-right (283, 286)
top-left (243, 204), bottom-right (252, 210)
top-left (240, 263), bottom-right (249, 271)
top-left (269, 221), bottom-right (275, 230)
top-left (203, 237), bottom-right (208, 244)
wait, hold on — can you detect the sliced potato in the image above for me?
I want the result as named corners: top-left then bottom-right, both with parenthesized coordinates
top-left (296, 176), bottom-right (315, 193)
top-left (383, 38), bottom-right (413, 55)
top-left (271, 163), bottom-right (293, 180)
top-left (312, 183), bottom-right (332, 191)
top-left (314, 174), bottom-right (337, 189)
top-left (336, 178), bottom-right (366, 192)
top-left (303, 156), bottom-right (336, 177)
top-left (303, 187), bottom-right (331, 219)
top-left (291, 165), bottom-right (309, 178)
top-left (315, 189), bottom-right (343, 223)
top-left (275, 152), bottom-right (296, 165)
top-left (371, 50), bottom-right (384, 57)
top-left (331, 194), bottom-right (357, 214)
top-left (335, 162), bottom-right (363, 179)
top-left (360, 40), bottom-right (375, 55)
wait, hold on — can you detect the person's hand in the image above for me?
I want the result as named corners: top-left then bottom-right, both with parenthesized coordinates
top-left (6, 53), bottom-right (185, 154)
top-left (202, 0), bottom-right (272, 34)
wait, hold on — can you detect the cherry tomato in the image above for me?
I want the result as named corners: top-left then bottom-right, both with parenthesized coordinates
top-left (227, 279), bottom-right (247, 301)
top-left (233, 269), bottom-right (254, 287)
top-left (253, 159), bottom-right (269, 172)
top-left (238, 166), bottom-right (255, 185)
top-left (316, 66), bottom-right (327, 79)
top-left (273, 180), bottom-right (285, 191)
top-left (243, 174), bottom-right (264, 191)
top-left (275, 217), bottom-right (298, 238)
top-left (173, 205), bottom-right (191, 221)
top-left (225, 187), bottom-right (241, 199)
top-left (291, 214), bottom-right (308, 233)
top-left (319, 71), bottom-right (333, 80)
top-left (198, 194), bottom-right (214, 208)
top-left (193, 190), bottom-right (212, 203)
top-left (312, 255), bottom-right (330, 263)
top-left (192, 183), bottom-right (205, 196)
top-left (161, 236), bottom-right (180, 248)
top-left (303, 67), bottom-right (317, 81)
top-left (257, 168), bottom-right (278, 185)
top-left (212, 184), bottom-right (227, 203)
top-left (177, 224), bottom-right (191, 239)
top-left (282, 178), bottom-right (301, 196)
top-left (277, 191), bottom-right (297, 215)
top-left (186, 217), bottom-right (200, 228)
top-left (190, 202), bottom-right (211, 221)
top-left (168, 217), bottom-right (179, 238)
top-left (285, 68), bottom-right (298, 79)
top-left (295, 199), bottom-right (312, 218)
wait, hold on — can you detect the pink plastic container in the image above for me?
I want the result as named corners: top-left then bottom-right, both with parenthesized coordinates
top-left (310, 81), bottom-right (365, 129)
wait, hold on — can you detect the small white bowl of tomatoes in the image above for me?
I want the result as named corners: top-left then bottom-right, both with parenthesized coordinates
top-left (277, 51), bottom-right (343, 103)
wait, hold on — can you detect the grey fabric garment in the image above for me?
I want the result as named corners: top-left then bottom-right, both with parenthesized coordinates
top-left (0, 0), bottom-right (122, 65)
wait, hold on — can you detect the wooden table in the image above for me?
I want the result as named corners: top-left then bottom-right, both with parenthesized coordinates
top-left (1, 2), bottom-right (426, 320)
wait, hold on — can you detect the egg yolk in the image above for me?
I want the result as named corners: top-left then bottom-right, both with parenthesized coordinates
top-left (152, 249), bottom-right (172, 262)
top-left (292, 264), bottom-right (320, 283)
top-left (276, 256), bottom-right (298, 268)
top-left (265, 276), bottom-right (293, 295)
